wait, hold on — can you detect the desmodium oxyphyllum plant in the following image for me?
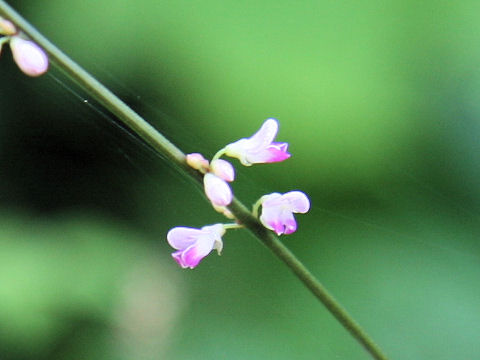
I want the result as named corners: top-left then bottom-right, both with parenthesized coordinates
top-left (0, 2), bottom-right (389, 359)
top-left (169, 119), bottom-right (310, 269)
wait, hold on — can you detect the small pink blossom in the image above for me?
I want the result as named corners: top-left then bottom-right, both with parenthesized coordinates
top-left (204, 173), bottom-right (232, 206)
top-left (224, 118), bottom-right (291, 166)
top-left (0, 18), bottom-right (16, 35)
top-left (10, 37), bottom-right (48, 77)
top-left (210, 159), bottom-right (235, 182)
top-left (186, 153), bottom-right (210, 173)
top-left (259, 191), bottom-right (310, 235)
top-left (167, 224), bottom-right (225, 269)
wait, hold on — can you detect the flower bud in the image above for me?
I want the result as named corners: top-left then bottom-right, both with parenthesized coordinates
top-left (186, 153), bottom-right (210, 173)
top-left (10, 37), bottom-right (49, 77)
top-left (210, 159), bottom-right (235, 182)
top-left (0, 18), bottom-right (16, 35)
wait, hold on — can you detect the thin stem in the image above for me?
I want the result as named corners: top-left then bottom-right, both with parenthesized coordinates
top-left (223, 223), bottom-right (244, 230)
top-left (228, 200), bottom-right (389, 360)
top-left (0, 35), bottom-right (9, 47)
top-left (211, 148), bottom-right (226, 162)
top-left (252, 197), bottom-right (264, 218)
top-left (0, 2), bottom-right (389, 360)
top-left (0, 1), bottom-right (191, 178)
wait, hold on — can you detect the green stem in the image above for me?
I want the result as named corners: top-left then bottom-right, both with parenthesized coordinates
top-left (252, 196), bottom-right (264, 218)
top-left (0, 35), bottom-right (9, 47)
top-left (211, 148), bottom-right (226, 162)
top-left (229, 200), bottom-right (389, 360)
top-left (222, 223), bottom-right (244, 230)
top-left (0, 2), bottom-right (389, 360)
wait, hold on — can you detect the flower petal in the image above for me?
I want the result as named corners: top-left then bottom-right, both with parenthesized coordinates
top-left (278, 211), bottom-right (297, 235)
top-left (249, 143), bottom-right (290, 164)
top-left (204, 173), bottom-right (233, 206)
top-left (172, 249), bottom-right (191, 268)
top-left (10, 37), bottom-right (48, 76)
top-left (259, 201), bottom-right (283, 232)
top-left (282, 191), bottom-right (311, 213)
top-left (260, 208), bottom-right (298, 235)
top-left (167, 227), bottom-right (203, 250)
top-left (224, 139), bottom-right (250, 165)
top-left (260, 193), bottom-right (282, 207)
top-left (245, 118), bottom-right (279, 151)
top-left (202, 224), bottom-right (226, 253)
top-left (179, 236), bottom-right (216, 268)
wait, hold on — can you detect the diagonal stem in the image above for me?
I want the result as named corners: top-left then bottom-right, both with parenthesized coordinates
top-left (0, 2), bottom-right (389, 359)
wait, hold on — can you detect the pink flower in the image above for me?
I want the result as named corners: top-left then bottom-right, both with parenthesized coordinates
top-left (224, 118), bottom-right (291, 166)
top-left (167, 224), bottom-right (225, 268)
top-left (210, 159), bottom-right (235, 182)
top-left (204, 173), bottom-right (232, 207)
top-left (186, 153), bottom-right (210, 173)
top-left (0, 18), bottom-right (16, 35)
top-left (259, 191), bottom-right (310, 235)
top-left (10, 37), bottom-right (48, 77)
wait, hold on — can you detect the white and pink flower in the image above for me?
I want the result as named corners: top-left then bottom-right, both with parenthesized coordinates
top-left (167, 224), bottom-right (225, 269)
top-left (224, 118), bottom-right (290, 166)
top-left (10, 37), bottom-right (48, 77)
top-left (259, 191), bottom-right (310, 235)
top-left (186, 153), bottom-right (210, 173)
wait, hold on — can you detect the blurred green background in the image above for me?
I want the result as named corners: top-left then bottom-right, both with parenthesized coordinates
top-left (0, 0), bottom-right (479, 359)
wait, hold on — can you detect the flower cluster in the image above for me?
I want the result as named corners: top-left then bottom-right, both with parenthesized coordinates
top-left (168, 118), bottom-right (310, 269)
top-left (0, 17), bottom-right (48, 76)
